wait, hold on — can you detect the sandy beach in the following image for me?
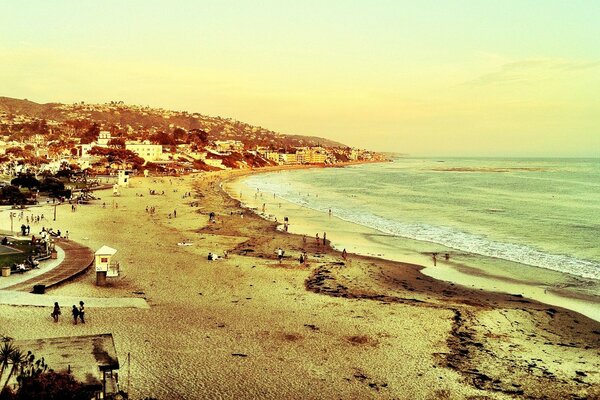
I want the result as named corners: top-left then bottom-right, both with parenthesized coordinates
top-left (0, 168), bottom-right (598, 400)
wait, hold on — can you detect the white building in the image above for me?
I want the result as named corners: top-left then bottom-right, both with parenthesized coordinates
top-left (214, 140), bottom-right (244, 153)
top-left (125, 142), bottom-right (163, 161)
top-left (97, 131), bottom-right (112, 146)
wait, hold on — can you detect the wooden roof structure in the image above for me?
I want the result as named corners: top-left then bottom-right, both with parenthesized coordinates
top-left (15, 333), bottom-right (120, 389)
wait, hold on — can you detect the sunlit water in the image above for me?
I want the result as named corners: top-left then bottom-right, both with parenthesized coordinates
top-left (227, 158), bottom-right (600, 319)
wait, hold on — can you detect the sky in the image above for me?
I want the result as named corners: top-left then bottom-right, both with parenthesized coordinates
top-left (1, 1), bottom-right (599, 156)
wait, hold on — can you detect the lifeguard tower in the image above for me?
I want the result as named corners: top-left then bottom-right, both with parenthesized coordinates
top-left (117, 170), bottom-right (131, 187)
top-left (95, 245), bottom-right (120, 286)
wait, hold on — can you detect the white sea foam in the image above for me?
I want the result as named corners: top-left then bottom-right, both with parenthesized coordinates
top-left (244, 172), bottom-right (600, 281)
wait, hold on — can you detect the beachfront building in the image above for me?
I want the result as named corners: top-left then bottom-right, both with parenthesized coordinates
top-left (255, 147), bottom-right (281, 164)
top-left (214, 140), bottom-right (244, 153)
top-left (97, 131), bottom-right (112, 146)
top-left (307, 147), bottom-right (328, 163)
top-left (125, 141), bottom-right (163, 161)
top-left (279, 152), bottom-right (298, 164)
top-left (76, 143), bottom-right (96, 158)
top-left (14, 334), bottom-right (121, 399)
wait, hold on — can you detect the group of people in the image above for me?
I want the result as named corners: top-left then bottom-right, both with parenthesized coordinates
top-left (20, 224), bottom-right (31, 236)
top-left (38, 227), bottom-right (66, 240)
top-left (145, 206), bottom-right (157, 214)
top-left (314, 232), bottom-right (327, 245)
top-left (431, 252), bottom-right (450, 266)
top-left (25, 214), bottom-right (45, 225)
top-left (16, 211), bottom-right (46, 224)
top-left (207, 251), bottom-right (227, 261)
top-left (51, 301), bottom-right (85, 325)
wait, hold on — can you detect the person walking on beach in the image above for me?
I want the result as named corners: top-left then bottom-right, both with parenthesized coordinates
top-left (342, 249), bottom-right (347, 260)
top-left (277, 248), bottom-right (284, 264)
top-left (315, 233), bottom-right (319, 244)
top-left (72, 305), bottom-right (79, 325)
top-left (432, 253), bottom-right (437, 266)
top-left (299, 253), bottom-right (304, 264)
top-left (323, 232), bottom-right (327, 245)
top-left (78, 301), bottom-right (85, 324)
top-left (51, 302), bottom-right (61, 322)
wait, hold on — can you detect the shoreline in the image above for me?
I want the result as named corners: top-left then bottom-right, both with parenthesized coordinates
top-left (217, 166), bottom-right (600, 398)
top-left (0, 167), bottom-right (598, 399)
top-left (225, 166), bottom-right (600, 322)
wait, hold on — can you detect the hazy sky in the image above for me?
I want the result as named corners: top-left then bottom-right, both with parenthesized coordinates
top-left (1, 1), bottom-right (599, 156)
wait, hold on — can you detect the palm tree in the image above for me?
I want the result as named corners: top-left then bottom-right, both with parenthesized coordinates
top-left (0, 341), bottom-right (15, 383)
top-left (2, 348), bottom-right (25, 392)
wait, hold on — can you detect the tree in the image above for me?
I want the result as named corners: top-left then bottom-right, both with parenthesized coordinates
top-left (39, 177), bottom-right (68, 198)
top-left (150, 131), bottom-right (175, 146)
top-left (188, 129), bottom-right (208, 146)
top-left (0, 342), bottom-right (15, 384)
top-left (0, 186), bottom-right (27, 205)
top-left (10, 174), bottom-right (40, 190)
top-left (1, 349), bottom-right (24, 393)
top-left (88, 147), bottom-right (145, 170)
top-left (13, 371), bottom-right (94, 400)
top-left (107, 138), bottom-right (126, 149)
top-left (80, 123), bottom-right (100, 144)
top-left (172, 127), bottom-right (187, 142)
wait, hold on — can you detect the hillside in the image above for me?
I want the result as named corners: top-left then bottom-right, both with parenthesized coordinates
top-left (0, 96), bottom-right (346, 149)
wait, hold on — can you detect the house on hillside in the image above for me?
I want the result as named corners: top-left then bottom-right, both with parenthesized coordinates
top-left (125, 141), bottom-right (163, 161)
top-left (213, 140), bottom-right (244, 153)
top-left (97, 131), bottom-right (112, 146)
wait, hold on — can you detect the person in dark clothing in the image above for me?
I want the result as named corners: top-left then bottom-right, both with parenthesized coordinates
top-left (51, 302), bottom-right (61, 322)
top-left (72, 305), bottom-right (79, 325)
top-left (78, 301), bottom-right (85, 323)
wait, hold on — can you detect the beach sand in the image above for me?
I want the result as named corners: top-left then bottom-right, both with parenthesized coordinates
top-left (0, 169), bottom-right (598, 399)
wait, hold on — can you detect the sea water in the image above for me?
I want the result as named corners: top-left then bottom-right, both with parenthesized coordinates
top-left (228, 158), bottom-right (600, 319)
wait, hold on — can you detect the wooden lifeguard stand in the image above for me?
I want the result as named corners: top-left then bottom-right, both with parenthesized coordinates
top-left (95, 245), bottom-right (119, 286)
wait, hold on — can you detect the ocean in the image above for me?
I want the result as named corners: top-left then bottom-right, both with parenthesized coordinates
top-left (227, 158), bottom-right (600, 319)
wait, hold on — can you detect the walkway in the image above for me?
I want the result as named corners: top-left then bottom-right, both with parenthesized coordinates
top-left (4, 239), bottom-right (94, 293)
top-left (0, 238), bottom-right (149, 309)
top-left (0, 291), bottom-right (149, 308)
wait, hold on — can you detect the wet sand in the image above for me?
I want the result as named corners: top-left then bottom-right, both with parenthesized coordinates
top-left (0, 168), bottom-right (598, 399)
top-left (227, 175), bottom-right (600, 323)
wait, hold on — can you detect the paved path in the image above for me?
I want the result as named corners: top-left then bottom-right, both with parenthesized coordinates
top-left (5, 239), bottom-right (94, 292)
top-left (0, 290), bottom-right (149, 308)
top-left (0, 238), bottom-right (149, 309)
